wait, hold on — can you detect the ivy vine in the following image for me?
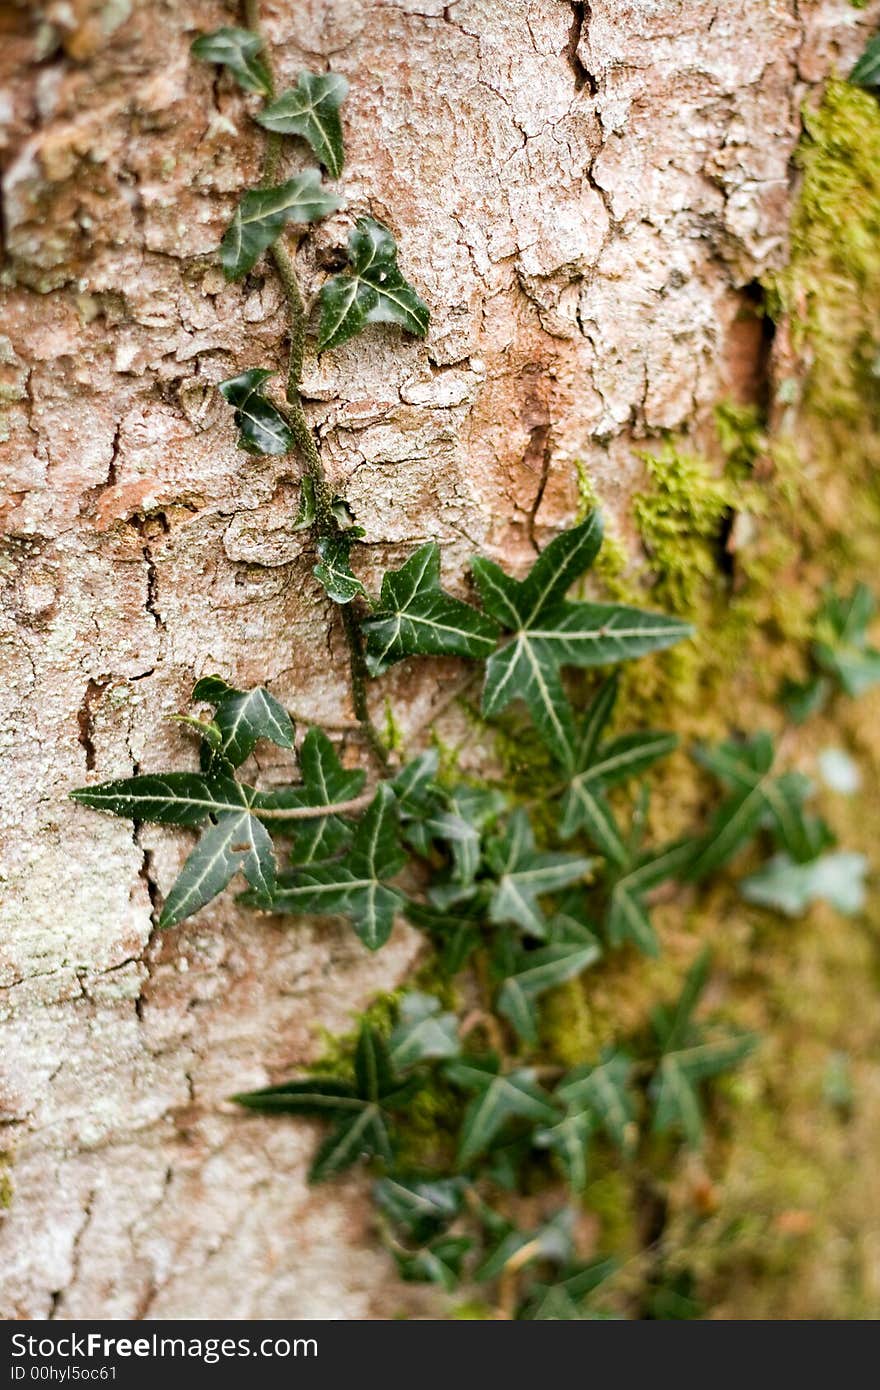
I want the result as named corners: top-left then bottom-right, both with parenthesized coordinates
top-left (68, 6), bottom-right (877, 1319)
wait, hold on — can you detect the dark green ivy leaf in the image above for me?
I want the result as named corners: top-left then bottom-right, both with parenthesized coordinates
top-left (234, 1023), bottom-right (415, 1181)
top-left (485, 808), bottom-right (591, 939)
top-left (264, 783), bottom-right (406, 948)
top-left (475, 1208), bottom-right (574, 1283)
top-left (651, 1036), bottom-right (757, 1148)
top-left (605, 837), bottom-right (695, 956)
top-left (192, 675), bottom-right (295, 768)
top-left (317, 217), bottom-right (429, 351)
top-left (496, 935), bottom-right (601, 1046)
top-left (276, 727), bottom-right (366, 867)
top-left (813, 582), bottom-right (880, 697)
top-left (851, 33), bottom-right (880, 89)
top-left (445, 1056), bottom-right (559, 1167)
top-left (687, 734), bottom-right (830, 879)
top-left (533, 1106), bottom-right (594, 1194)
top-left (313, 533), bottom-right (367, 605)
top-left (159, 808), bottom-right (275, 928)
top-left (395, 1235), bottom-right (472, 1291)
top-left (220, 171), bottom-right (343, 280)
top-left (556, 1049), bottom-right (637, 1154)
top-left (257, 72), bottom-right (349, 178)
top-left (190, 26), bottom-right (271, 95)
top-left (217, 370), bottom-right (293, 456)
top-left (372, 1174), bottom-right (466, 1244)
top-left (361, 541), bottom-right (499, 676)
top-left (558, 676), bottom-right (677, 860)
top-left (472, 514), bottom-right (691, 766)
top-left (521, 1257), bottom-right (618, 1320)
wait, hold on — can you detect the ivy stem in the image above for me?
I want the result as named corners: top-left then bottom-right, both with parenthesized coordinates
top-left (242, 0), bottom-right (390, 775)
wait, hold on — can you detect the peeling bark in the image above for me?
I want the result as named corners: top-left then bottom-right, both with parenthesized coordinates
top-left (0, 0), bottom-right (877, 1320)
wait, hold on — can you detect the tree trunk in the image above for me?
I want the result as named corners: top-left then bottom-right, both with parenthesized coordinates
top-left (1, 0), bottom-right (876, 1319)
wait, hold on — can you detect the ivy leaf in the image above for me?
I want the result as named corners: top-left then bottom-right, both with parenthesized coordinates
top-left (851, 34), bottom-right (880, 89)
top-left (265, 783), bottom-right (405, 948)
top-left (688, 734), bottom-right (829, 879)
top-left (496, 936), bottom-right (601, 1046)
top-left (388, 992), bottom-right (461, 1070)
top-left (293, 476), bottom-right (316, 531)
top-left (159, 809), bottom-right (274, 928)
top-left (361, 542), bottom-right (499, 676)
top-left (372, 1174), bottom-right (466, 1244)
top-left (192, 676), bottom-right (295, 768)
top-left (220, 171), bottom-right (343, 280)
top-left (740, 850), bottom-right (868, 918)
top-left (257, 72), bottom-right (349, 178)
top-left (533, 1107), bottom-right (594, 1194)
top-left (651, 1036), bottom-right (757, 1147)
top-left (650, 948), bottom-right (711, 1054)
top-left (472, 514), bottom-right (691, 766)
top-left (559, 676), bottom-right (677, 860)
top-left (70, 769), bottom-right (256, 827)
top-left (522, 1258), bottom-right (617, 1321)
top-left (475, 1209), bottom-right (574, 1283)
top-left (190, 26), bottom-right (271, 95)
top-left (273, 727), bottom-right (366, 867)
top-left (445, 1057), bottom-right (559, 1167)
top-left (395, 1236), bottom-right (472, 1291)
top-left (234, 1023), bottom-right (415, 1181)
top-left (813, 583), bottom-right (880, 697)
top-left (604, 838), bottom-right (695, 956)
top-left (317, 217), bottom-right (430, 351)
top-left (217, 370), bottom-right (293, 456)
top-left (313, 533), bottom-right (367, 605)
top-left (485, 809), bottom-right (592, 939)
top-left (556, 1050), bottom-right (636, 1154)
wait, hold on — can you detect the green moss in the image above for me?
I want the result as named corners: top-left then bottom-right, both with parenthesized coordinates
top-left (309, 990), bottom-right (403, 1081)
top-left (633, 442), bottom-right (735, 617)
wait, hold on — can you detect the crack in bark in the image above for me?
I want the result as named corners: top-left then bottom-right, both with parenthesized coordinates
top-left (565, 3), bottom-right (596, 96)
top-left (76, 676), bottom-right (110, 771)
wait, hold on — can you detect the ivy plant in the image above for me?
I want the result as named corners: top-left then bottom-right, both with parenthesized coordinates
top-left (67, 1), bottom-right (871, 1320)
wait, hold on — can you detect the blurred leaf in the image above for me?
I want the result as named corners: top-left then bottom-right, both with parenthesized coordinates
top-left (191, 26), bottom-right (271, 95)
top-left (740, 851), bottom-right (868, 917)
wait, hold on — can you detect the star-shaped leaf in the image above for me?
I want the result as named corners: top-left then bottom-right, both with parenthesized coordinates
top-left (556, 1050), bottom-right (637, 1154)
top-left (496, 934), bottom-right (601, 1045)
top-left (270, 727), bottom-right (366, 867)
top-left (649, 955), bottom-right (758, 1146)
top-left (191, 26), bottom-right (271, 95)
top-left (533, 1106), bottom-right (594, 1193)
top-left (192, 674), bottom-right (295, 768)
top-left (485, 809), bottom-right (592, 938)
top-left (388, 992), bottom-right (461, 1070)
top-left (688, 734), bottom-right (831, 880)
top-left (472, 514), bottom-right (691, 766)
top-left (521, 1257), bottom-right (617, 1320)
top-left (372, 1174), bottom-right (466, 1244)
top-left (257, 72), bottom-right (349, 178)
top-left (813, 582), bottom-right (880, 697)
top-left (265, 783), bottom-right (406, 948)
top-left (475, 1208), bottom-right (574, 1283)
top-left (394, 1236), bottom-right (472, 1291)
top-left (220, 170), bottom-right (343, 280)
top-left (70, 770), bottom-right (281, 928)
top-left (217, 370), bottom-right (293, 456)
top-left (313, 533), bottom-right (367, 605)
top-left (651, 1036), bottom-right (757, 1148)
top-left (361, 542), bottom-right (499, 676)
top-left (317, 217), bottom-right (429, 351)
top-left (605, 837), bottom-right (696, 956)
top-left (445, 1057), bottom-right (559, 1167)
top-left (558, 676), bottom-right (677, 861)
top-left (234, 1024), bottom-right (416, 1181)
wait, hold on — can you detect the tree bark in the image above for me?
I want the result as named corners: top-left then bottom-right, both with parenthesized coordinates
top-left (0, 0), bottom-right (875, 1319)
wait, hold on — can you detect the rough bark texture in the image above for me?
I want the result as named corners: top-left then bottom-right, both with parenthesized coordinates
top-left (1, 0), bottom-right (876, 1319)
